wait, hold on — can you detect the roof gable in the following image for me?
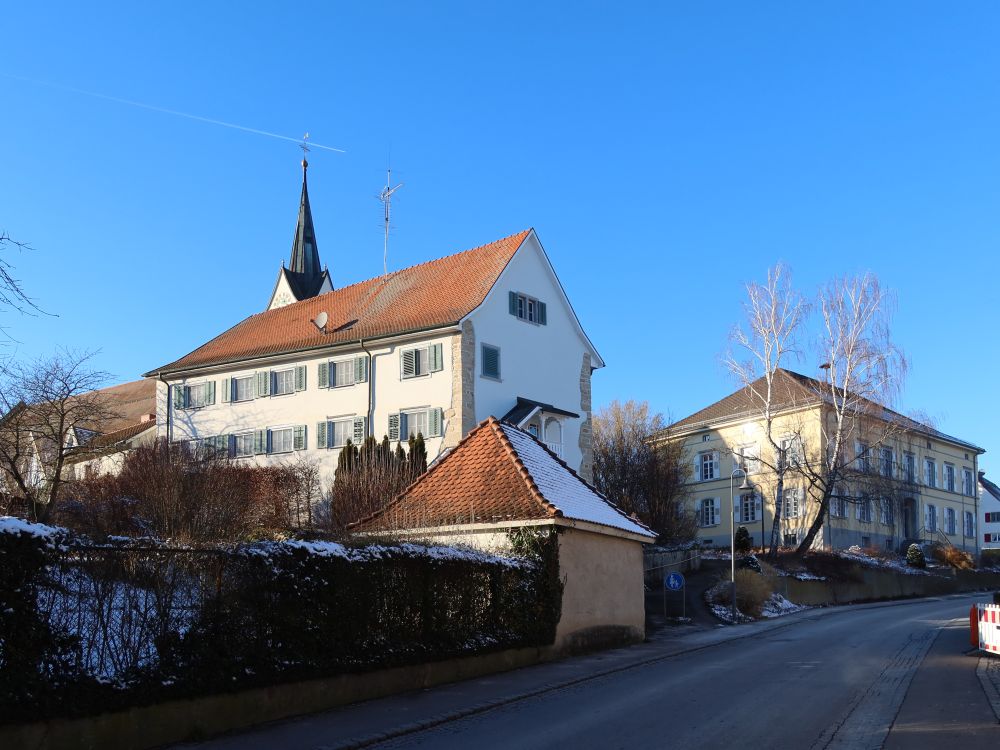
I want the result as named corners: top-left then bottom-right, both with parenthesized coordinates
top-left (353, 417), bottom-right (653, 538)
top-left (148, 230), bottom-right (531, 375)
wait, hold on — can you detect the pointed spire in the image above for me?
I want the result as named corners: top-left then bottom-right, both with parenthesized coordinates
top-left (289, 159), bottom-right (322, 278)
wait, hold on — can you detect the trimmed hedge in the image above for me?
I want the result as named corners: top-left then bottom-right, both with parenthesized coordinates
top-left (0, 524), bottom-right (562, 724)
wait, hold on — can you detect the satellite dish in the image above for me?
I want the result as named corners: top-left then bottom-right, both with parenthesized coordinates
top-left (314, 311), bottom-right (328, 332)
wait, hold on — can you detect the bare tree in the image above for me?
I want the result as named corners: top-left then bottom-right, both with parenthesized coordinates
top-left (725, 264), bottom-right (808, 558)
top-left (0, 350), bottom-right (118, 522)
top-left (594, 400), bottom-right (694, 543)
top-left (0, 231), bottom-right (42, 317)
top-left (794, 273), bottom-right (907, 552)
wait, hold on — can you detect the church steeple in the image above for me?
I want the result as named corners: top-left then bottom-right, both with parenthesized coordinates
top-left (266, 158), bottom-right (334, 310)
top-left (288, 159), bottom-right (322, 277)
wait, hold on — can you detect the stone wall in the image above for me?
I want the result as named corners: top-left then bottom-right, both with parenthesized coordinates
top-left (445, 321), bottom-right (477, 448)
top-left (577, 352), bottom-right (594, 484)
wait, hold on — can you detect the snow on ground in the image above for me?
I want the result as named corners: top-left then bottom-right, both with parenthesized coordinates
top-left (760, 593), bottom-right (810, 618)
top-left (836, 545), bottom-right (929, 576)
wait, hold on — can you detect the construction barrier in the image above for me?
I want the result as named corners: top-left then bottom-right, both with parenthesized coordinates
top-left (975, 603), bottom-right (1000, 655)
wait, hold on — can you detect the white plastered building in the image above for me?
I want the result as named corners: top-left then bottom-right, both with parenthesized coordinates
top-left (144, 164), bottom-right (604, 489)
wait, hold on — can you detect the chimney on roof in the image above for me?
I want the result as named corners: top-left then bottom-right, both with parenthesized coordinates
top-left (140, 413), bottom-right (155, 423)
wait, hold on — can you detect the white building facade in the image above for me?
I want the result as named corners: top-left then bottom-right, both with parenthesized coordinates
top-left (980, 473), bottom-right (1000, 551)
top-left (145, 216), bottom-right (603, 489)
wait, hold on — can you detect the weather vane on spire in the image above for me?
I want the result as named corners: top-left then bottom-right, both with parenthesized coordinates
top-left (300, 132), bottom-right (311, 170)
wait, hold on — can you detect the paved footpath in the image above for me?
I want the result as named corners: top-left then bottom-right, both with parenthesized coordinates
top-left (177, 594), bottom-right (1000, 750)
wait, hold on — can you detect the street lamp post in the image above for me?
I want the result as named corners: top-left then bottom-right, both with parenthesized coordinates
top-left (730, 467), bottom-right (753, 623)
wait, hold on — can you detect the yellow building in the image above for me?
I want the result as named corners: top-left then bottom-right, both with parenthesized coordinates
top-left (662, 369), bottom-right (984, 554)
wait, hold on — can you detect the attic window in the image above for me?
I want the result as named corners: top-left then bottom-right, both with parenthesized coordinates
top-left (702, 434), bottom-right (711, 442)
top-left (508, 292), bottom-right (547, 325)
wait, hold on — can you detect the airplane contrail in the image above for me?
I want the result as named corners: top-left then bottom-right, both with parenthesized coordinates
top-left (2, 71), bottom-right (346, 153)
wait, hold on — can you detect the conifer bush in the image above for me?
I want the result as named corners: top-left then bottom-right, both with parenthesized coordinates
top-left (906, 543), bottom-right (926, 568)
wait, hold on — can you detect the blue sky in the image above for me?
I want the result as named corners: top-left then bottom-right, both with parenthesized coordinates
top-left (2, 3), bottom-right (998, 472)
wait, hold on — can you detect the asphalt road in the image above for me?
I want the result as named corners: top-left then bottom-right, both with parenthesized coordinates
top-left (182, 595), bottom-right (1000, 750)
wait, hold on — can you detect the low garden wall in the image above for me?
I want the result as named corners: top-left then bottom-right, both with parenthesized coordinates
top-left (773, 565), bottom-right (1000, 606)
top-left (643, 545), bottom-right (701, 588)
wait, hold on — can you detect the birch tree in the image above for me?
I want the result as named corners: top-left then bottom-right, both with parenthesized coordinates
top-left (725, 264), bottom-right (807, 559)
top-left (794, 273), bottom-right (907, 552)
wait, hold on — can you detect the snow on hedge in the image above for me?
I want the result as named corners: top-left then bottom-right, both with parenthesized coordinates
top-left (242, 539), bottom-right (532, 568)
top-left (0, 515), bottom-right (63, 540)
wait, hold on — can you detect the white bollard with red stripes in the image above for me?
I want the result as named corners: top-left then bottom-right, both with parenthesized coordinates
top-left (977, 603), bottom-right (1000, 655)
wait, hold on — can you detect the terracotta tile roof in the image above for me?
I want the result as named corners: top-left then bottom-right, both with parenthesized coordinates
top-left (352, 417), bottom-right (654, 538)
top-left (147, 230), bottom-right (532, 375)
top-left (669, 368), bottom-right (983, 452)
top-left (78, 379), bottom-right (157, 434)
top-left (670, 369), bottom-right (820, 431)
top-left (65, 418), bottom-right (157, 464)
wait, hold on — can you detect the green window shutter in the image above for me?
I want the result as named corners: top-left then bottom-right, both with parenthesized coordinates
top-left (293, 425), bottom-right (306, 451)
top-left (295, 365), bottom-right (307, 391)
top-left (353, 416), bottom-right (366, 443)
top-left (254, 429), bottom-right (267, 455)
top-left (355, 356), bottom-right (368, 383)
top-left (482, 345), bottom-right (500, 379)
top-left (318, 361), bottom-right (329, 389)
top-left (428, 407), bottom-right (443, 437)
top-left (508, 291), bottom-right (518, 316)
top-left (172, 385), bottom-right (184, 410)
top-left (538, 301), bottom-right (547, 325)
top-left (208, 381), bottom-right (216, 405)
top-left (388, 413), bottom-right (400, 441)
top-left (256, 371), bottom-right (270, 397)
top-left (316, 420), bottom-right (327, 449)
top-left (430, 343), bottom-right (443, 372)
top-left (222, 378), bottom-right (231, 403)
top-left (401, 349), bottom-right (416, 379)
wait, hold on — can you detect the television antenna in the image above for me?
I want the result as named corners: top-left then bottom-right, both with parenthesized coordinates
top-left (378, 167), bottom-right (403, 276)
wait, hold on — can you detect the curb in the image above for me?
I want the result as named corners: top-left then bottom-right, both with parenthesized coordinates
top-left (328, 592), bottom-right (982, 749)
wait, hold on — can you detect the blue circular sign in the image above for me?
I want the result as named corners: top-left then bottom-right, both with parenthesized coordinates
top-left (665, 571), bottom-right (685, 591)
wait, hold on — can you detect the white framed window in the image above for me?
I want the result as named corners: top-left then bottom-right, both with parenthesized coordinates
top-left (389, 408), bottom-right (444, 441)
top-left (178, 382), bottom-right (215, 409)
top-left (698, 452), bottom-right (718, 481)
top-left (233, 432), bottom-right (254, 458)
top-left (481, 344), bottom-right (501, 380)
top-left (965, 510), bottom-right (975, 538)
top-left (880, 447), bottom-right (893, 478)
top-left (330, 419), bottom-right (353, 448)
top-left (880, 499), bottom-right (894, 526)
top-left (925, 503), bottom-right (937, 533)
top-left (333, 359), bottom-right (356, 388)
top-left (943, 464), bottom-right (955, 493)
top-left (404, 409), bottom-right (428, 440)
top-left (944, 507), bottom-right (957, 535)
top-left (856, 442), bottom-right (870, 473)
top-left (401, 343), bottom-right (443, 379)
top-left (924, 459), bottom-right (936, 488)
top-left (735, 444), bottom-right (760, 474)
top-left (233, 376), bottom-right (254, 402)
top-left (699, 497), bottom-right (720, 527)
top-left (783, 533), bottom-right (797, 547)
top-left (830, 489), bottom-right (848, 519)
top-left (527, 424), bottom-right (539, 438)
top-left (779, 436), bottom-right (803, 470)
top-left (740, 492), bottom-right (758, 523)
top-left (903, 453), bottom-right (916, 482)
top-left (857, 496), bottom-right (872, 524)
top-left (509, 291), bottom-right (547, 325)
top-left (272, 369), bottom-right (295, 396)
top-left (270, 427), bottom-right (294, 454)
top-left (962, 468), bottom-right (974, 496)
top-left (783, 487), bottom-right (801, 519)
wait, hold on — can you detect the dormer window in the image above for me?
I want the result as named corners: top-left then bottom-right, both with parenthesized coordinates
top-left (508, 292), bottom-right (547, 325)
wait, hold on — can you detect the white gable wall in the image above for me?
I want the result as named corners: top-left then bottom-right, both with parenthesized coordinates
top-left (982, 479), bottom-right (1000, 551)
top-left (468, 232), bottom-right (599, 474)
